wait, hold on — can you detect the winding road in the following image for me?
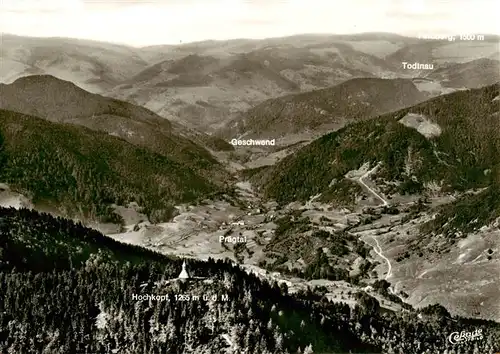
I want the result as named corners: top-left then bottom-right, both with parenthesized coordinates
top-left (356, 164), bottom-right (392, 280)
top-left (355, 163), bottom-right (401, 294)
top-left (364, 234), bottom-right (405, 300)
top-left (369, 235), bottom-right (392, 280)
top-left (359, 163), bottom-right (388, 207)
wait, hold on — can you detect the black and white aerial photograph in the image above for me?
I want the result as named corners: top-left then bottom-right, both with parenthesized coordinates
top-left (1, 0), bottom-right (499, 353)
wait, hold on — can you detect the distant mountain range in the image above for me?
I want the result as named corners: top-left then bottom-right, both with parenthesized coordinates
top-left (425, 58), bottom-right (500, 88)
top-left (3, 33), bottom-right (498, 131)
top-left (386, 34), bottom-right (500, 68)
top-left (0, 34), bottom-right (148, 93)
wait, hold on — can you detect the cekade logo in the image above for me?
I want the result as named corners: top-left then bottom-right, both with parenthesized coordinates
top-left (448, 329), bottom-right (483, 344)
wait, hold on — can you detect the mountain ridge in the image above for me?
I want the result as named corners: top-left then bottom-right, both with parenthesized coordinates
top-left (4, 33), bottom-right (498, 131)
top-left (0, 74), bottom-right (231, 184)
top-left (221, 77), bottom-right (429, 140)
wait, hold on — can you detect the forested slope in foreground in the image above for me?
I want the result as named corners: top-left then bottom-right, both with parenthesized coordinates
top-left (0, 109), bottom-right (219, 224)
top-left (1, 207), bottom-right (499, 353)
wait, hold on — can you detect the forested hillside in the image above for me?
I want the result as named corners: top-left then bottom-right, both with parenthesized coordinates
top-left (421, 185), bottom-right (500, 237)
top-left (1, 207), bottom-right (499, 353)
top-left (222, 78), bottom-right (427, 139)
top-left (0, 110), bottom-right (219, 223)
top-left (0, 75), bottom-right (230, 184)
top-left (256, 83), bottom-right (500, 231)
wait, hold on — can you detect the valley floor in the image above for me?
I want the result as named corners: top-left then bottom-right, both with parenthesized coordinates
top-left (2, 167), bottom-right (497, 322)
top-left (105, 177), bottom-right (500, 322)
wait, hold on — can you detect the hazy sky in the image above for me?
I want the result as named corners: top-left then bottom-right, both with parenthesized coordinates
top-left (1, 0), bottom-right (499, 47)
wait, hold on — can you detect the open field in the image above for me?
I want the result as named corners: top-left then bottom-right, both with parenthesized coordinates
top-left (352, 209), bottom-right (500, 322)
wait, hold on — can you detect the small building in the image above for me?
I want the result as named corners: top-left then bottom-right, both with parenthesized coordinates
top-left (178, 261), bottom-right (191, 280)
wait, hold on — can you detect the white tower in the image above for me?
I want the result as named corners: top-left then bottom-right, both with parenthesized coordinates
top-left (178, 260), bottom-right (190, 280)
